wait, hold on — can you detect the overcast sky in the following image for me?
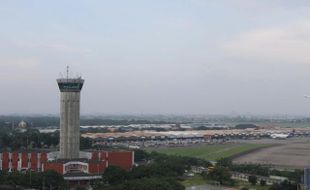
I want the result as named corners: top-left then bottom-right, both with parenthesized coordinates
top-left (1, 0), bottom-right (310, 115)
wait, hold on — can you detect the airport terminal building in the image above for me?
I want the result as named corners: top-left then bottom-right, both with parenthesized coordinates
top-left (0, 151), bottom-right (134, 178)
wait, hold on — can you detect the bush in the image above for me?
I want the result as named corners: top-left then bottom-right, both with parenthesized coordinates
top-left (248, 175), bottom-right (257, 186)
top-left (208, 166), bottom-right (232, 185)
top-left (260, 179), bottom-right (266, 186)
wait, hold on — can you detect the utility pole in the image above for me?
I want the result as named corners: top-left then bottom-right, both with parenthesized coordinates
top-left (42, 176), bottom-right (45, 190)
top-left (29, 169), bottom-right (32, 188)
top-left (26, 135), bottom-right (29, 151)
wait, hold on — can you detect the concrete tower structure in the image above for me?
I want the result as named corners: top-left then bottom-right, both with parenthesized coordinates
top-left (0, 70), bottom-right (135, 187)
top-left (57, 71), bottom-right (84, 159)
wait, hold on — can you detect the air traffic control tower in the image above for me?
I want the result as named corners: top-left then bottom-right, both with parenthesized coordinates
top-left (57, 71), bottom-right (84, 159)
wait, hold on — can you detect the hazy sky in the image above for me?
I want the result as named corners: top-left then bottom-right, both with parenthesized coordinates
top-left (1, 0), bottom-right (310, 115)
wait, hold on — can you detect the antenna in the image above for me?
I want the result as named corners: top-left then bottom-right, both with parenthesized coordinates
top-left (66, 66), bottom-right (69, 79)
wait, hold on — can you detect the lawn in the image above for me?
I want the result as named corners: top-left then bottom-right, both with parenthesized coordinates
top-left (234, 180), bottom-right (270, 190)
top-left (181, 175), bottom-right (270, 189)
top-left (146, 143), bottom-right (272, 161)
top-left (181, 175), bottom-right (207, 187)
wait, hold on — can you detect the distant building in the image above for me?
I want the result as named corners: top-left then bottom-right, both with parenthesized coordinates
top-left (18, 120), bottom-right (27, 129)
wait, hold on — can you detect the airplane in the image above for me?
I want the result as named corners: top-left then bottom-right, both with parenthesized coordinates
top-left (270, 133), bottom-right (289, 139)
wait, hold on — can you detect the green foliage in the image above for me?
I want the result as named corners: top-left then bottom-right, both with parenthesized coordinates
top-left (0, 129), bottom-right (94, 150)
top-left (270, 169), bottom-right (303, 183)
top-left (208, 166), bottom-right (232, 185)
top-left (231, 163), bottom-right (303, 183)
top-left (248, 175), bottom-right (257, 186)
top-left (148, 143), bottom-right (270, 161)
top-left (260, 179), bottom-right (266, 186)
top-left (1, 134), bottom-right (13, 148)
top-left (102, 166), bottom-right (129, 185)
top-left (43, 170), bottom-right (66, 189)
top-left (0, 129), bottom-right (59, 150)
top-left (80, 137), bottom-right (93, 150)
top-left (232, 164), bottom-right (270, 176)
top-left (101, 178), bottom-right (185, 190)
top-left (269, 180), bottom-right (297, 190)
top-left (134, 149), bottom-right (150, 162)
top-left (0, 170), bottom-right (66, 190)
top-left (96, 150), bottom-right (210, 190)
top-left (75, 186), bottom-right (87, 190)
top-left (217, 157), bottom-right (233, 168)
top-left (128, 153), bottom-right (189, 179)
top-left (181, 174), bottom-right (207, 187)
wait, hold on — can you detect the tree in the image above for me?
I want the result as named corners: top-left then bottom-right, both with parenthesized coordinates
top-left (248, 175), bottom-right (257, 186)
top-left (6, 171), bottom-right (23, 186)
top-left (217, 158), bottom-right (233, 168)
top-left (260, 179), bottom-right (266, 186)
top-left (43, 170), bottom-right (66, 190)
top-left (270, 169), bottom-right (303, 183)
top-left (269, 183), bottom-right (281, 190)
top-left (208, 166), bottom-right (232, 185)
top-left (1, 134), bottom-right (12, 148)
top-left (100, 178), bottom-right (184, 190)
top-left (131, 165), bottom-right (152, 179)
top-left (80, 137), bottom-right (92, 150)
top-left (102, 166), bottom-right (128, 185)
top-left (232, 164), bottom-right (269, 176)
top-left (75, 186), bottom-right (87, 190)
top-left (134, 149), bottom-right (149, 162)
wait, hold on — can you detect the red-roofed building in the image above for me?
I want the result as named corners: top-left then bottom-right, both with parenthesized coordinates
top-left (108, 151), bottom-right (134, 170)
top-left (0, 150), bottom-right (134, 175)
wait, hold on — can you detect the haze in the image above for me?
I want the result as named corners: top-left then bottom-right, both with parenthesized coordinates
top-left (1, 0), bottom-right (310, 116)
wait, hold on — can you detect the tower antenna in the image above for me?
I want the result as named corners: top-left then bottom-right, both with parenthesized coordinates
top-left (66, 66), bottom-right (69, 79)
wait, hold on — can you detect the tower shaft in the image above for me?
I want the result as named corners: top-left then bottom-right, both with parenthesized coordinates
top-left (57, 78), bottom-right (84, 159)
top-left (60, 92), bottom-right (80, 158)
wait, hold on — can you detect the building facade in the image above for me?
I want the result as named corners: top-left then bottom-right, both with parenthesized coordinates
top-left (0, 151), bottom-right (134, 175)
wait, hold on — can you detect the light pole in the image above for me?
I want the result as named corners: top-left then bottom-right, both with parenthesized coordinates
top-left (29, 169), bottom-right (32, 188)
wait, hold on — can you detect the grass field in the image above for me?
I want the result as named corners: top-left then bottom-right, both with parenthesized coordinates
top-left (147, 143), bottom-right (272, 161)
top-left (234, 180), bottom-right (270, 190)
top-left (181, 175), bottom-right (207, 187)
top-left (181, 175), bottom-right (270, 189)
